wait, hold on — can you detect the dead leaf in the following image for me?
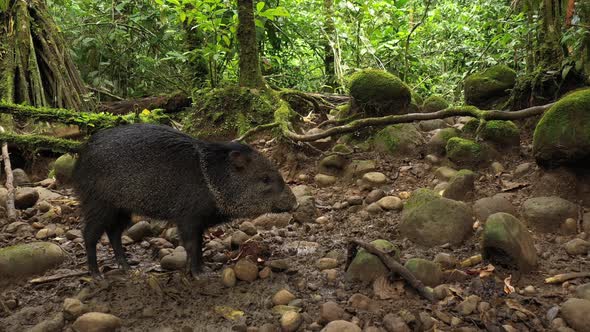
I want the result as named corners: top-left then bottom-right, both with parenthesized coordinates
top-left (214, 306), bottom-right (245, 321)
top-left (466, 264), bottom-right (495, 277)
top-left (147, 275), bottom-right (163, 296)
top-left (504, 275), bottom-right (515, 294)
top-left (373, 276), bottom-right (405, 300)
top-left (398, 191), bottom-right (411, 199)
top-left (500, 179), bottom-right (529, 192)
top-left (505, 299), bottom-right (535, 317)
top-left (473, 220), bottom-right (481, 230)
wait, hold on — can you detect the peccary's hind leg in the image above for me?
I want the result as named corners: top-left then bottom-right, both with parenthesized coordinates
top-left (177, 217), bottom-right (206, 277)
top-left (82, 202), bottom-right (116, 278)
top-left (105, 210), bottom-right (132, 271)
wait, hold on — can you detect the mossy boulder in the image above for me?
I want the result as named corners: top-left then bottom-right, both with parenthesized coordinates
top-left (53, 154), bottom-right (76, 184)
top-left (427, 128), bottom-right (460, 156)
top-left (533, 89), bottom-right (590, 166)
top-left (183, 87), bottom-right (278, 140)
top-left (348, 69), bottom-right (411, 116)
top-left (422, 95), bottom-right (449, 113)
top-left (464, 65), bottom-right (516, 109)
top-left (442, 169), bottom-right (476, 201)
top-left (479, 120), bottom-right (520, 146)
top-left (400, 188), bottom-right (473, 247)
top-left (482, 213), bottom-right (537, 272)
top-left (446, 137), bottom-right (487, 166)
top-left (461, 118), bottom-right (480, 136)
top-left (404, 258), bottom-right (442, 287)
top-left (373, 124), bottom-right (425, 157)
top-left (0, 242), bottom-right (65, 282)
top-left (346, 239), bottom-right (400, 283)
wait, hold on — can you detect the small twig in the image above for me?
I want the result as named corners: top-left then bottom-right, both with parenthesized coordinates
top-left (545, 272), bottom-right (590, 284)
top-left (0, 126), bottom-right (17, 222)
top-left (29, 270), bottom-right (89, 284)
top-left (349, 239), bottom-right (434, 302)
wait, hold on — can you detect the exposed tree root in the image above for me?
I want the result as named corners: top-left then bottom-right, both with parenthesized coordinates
top-left (278, 103), bottom-right (554, 142)
top-left (0, 126), bottom-right (17, 221)
top-left (0, 0), bottom-right (94, 111)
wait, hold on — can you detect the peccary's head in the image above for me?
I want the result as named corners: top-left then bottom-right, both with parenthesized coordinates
top-left (198, 141), bottom-right (297, 218)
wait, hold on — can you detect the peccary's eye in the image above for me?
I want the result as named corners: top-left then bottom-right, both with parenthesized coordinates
top-left (262, 175), bottom-right (272, 184)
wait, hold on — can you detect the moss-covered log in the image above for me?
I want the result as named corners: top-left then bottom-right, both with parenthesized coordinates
top-left (0, 102), bottom-right (170, 131)
top-left (0, 132), bottom-right (81, 153)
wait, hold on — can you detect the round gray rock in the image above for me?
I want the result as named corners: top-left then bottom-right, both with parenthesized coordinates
top-left (321, 320), bottom-right (361, 332)
top-left (521, 196), bottom-right (578, 233)
top-left (560, 298), bottom-right (590, 332)
top-left (473, 194), bottom-right (516, 222)
top-left (15, 187), bottom-right (39, 209)
top-left (400, 188), bottom-right (473, 247)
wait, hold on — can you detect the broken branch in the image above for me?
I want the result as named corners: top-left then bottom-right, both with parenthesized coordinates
top-left (349, 239), bottom-right (434, 302)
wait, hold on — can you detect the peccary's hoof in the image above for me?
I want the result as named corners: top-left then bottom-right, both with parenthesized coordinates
top-left (89, 271), bottom-right (104, 281)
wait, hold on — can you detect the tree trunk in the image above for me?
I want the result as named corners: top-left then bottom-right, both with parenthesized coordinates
top-left (182, 16), bottom-right (209, 88)
top-left (538, 0), bottom-right (564, 67)
top-left (0, 0), bottom-right (93, 111)
top-left (322, 0), bottom-right (336, 92)
top-left (236, 0), bottom-right (265, 89)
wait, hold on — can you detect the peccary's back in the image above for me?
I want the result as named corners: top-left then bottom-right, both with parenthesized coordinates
top-left (73, 124), bottom-right (217, 219)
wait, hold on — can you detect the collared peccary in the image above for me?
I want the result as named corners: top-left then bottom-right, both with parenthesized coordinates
top-left (72, 123), bottom-right (297, 277)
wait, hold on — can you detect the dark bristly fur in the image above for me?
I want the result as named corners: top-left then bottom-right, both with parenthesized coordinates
top-left (72, 124), bottom-right (296, 277)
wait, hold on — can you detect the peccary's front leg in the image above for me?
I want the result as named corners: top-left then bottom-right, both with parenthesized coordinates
top-left (177, 217), bottom-right (206, 277)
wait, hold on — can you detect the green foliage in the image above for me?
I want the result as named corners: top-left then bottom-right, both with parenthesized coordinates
top-left (47, 0), bottom-right (588, 104)
top-left (47, 0), bottom-right (192, 98)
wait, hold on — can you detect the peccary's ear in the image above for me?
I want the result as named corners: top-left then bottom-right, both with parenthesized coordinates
top-left (229, 150), bottom-right (250, 170)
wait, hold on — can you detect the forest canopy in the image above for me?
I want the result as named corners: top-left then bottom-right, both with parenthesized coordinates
top-left (40, 0), bottom-right (589, 102)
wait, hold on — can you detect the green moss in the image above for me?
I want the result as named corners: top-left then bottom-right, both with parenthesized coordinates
top-left (422, 95), bottom-right (449, 113)
top-left (533, 88), bottom-right (590, 165)
top-left (347, 69), bottom-right (411, 116)
top-left (446, 137), bottom-right (485, 165)
top-left (354, 239), bottom-right (400, 264)
top-left (0, 132), bottom-right (80, 153)
top-left (183, 87), bottom-right (277, 140)
top-left (404, 188), bottom-right (440, 212)
top-left (480, 120), bottom-right (520, 146)
top-left (464, 65), bottom-right (516, 108)
top-left (53, 153), bottom-right (76, 183)
top-left (462, 118), bottom-right (480, 135)
top-left (332, 144), bottom-right (353, 154)
top-left (440, 128), bottom-right (460, 142)
top-left (330, 103), bottom-right (351, 119)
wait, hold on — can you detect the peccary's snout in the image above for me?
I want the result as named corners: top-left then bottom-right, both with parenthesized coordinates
top-left (273, 185), bottom-right (298, 213)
